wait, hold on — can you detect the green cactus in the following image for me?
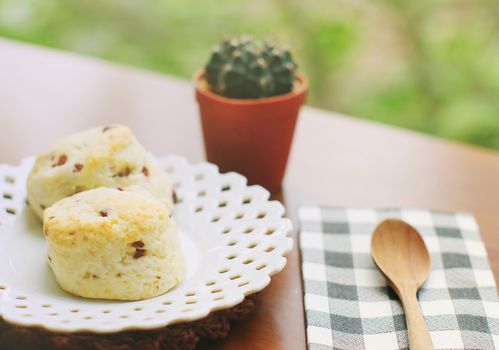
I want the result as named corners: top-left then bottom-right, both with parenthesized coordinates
top-left (205, 36), bottom-right (297, 99)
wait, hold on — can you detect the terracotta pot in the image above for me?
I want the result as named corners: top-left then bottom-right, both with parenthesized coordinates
top-left (195, 70), bottom-right (308, 192)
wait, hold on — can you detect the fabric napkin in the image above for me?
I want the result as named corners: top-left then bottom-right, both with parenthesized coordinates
top-left (299, 206), bottom-right (499, 350)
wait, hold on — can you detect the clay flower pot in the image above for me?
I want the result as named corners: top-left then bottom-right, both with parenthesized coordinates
top-left (195, 70), bottom-right (308, 192)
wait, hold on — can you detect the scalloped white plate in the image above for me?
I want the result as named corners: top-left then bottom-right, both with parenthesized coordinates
top-left (0, 155), bottom-right (293, 333)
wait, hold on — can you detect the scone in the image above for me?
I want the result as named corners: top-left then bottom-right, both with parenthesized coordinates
top-left (43, 187), bottom-right (186, 300)
top-left (27, 125), bottom-right (174, 220)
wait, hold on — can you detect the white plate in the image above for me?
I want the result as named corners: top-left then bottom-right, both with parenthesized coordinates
top-left (0, 155), bottom-right (293, 333)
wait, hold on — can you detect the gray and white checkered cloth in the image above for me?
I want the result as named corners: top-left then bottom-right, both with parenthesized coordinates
top-left (299, 206), bottom-right (499, 350)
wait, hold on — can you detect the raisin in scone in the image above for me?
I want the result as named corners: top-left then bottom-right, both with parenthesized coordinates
top-left (43, 187), bottom-right (186, 300)
top-left (27, 125), bottom-right (174, 220)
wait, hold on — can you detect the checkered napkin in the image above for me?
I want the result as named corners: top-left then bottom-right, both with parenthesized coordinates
top-left (299, 206), bottom-right (499, 350)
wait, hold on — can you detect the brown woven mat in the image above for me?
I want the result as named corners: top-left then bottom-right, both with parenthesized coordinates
top-left (0, 294), bottom-right (257, 350)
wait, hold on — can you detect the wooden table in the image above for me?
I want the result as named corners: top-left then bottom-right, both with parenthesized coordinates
top-left (1, 38), bottom-right (499, 350)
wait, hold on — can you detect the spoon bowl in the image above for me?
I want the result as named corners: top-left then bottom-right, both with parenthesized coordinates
top-left (371, 219), bottom-right (434, 350)
top-left (371, 218), bottom-right (431, 287)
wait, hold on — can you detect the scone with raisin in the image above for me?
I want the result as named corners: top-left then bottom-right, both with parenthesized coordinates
top-left (44, 187), bottom-right (186, 300)
top-left (27, 125), bottom-right (174, 220)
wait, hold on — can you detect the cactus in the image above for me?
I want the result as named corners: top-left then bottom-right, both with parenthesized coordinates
top-left (205, 36), bottom-right (297, 99)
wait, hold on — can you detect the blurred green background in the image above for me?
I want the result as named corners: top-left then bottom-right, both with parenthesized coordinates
top-left (1, 0), bottom-right (498, 149)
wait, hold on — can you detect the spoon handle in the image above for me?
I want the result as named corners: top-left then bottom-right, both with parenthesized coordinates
top-left (400, 286), bottom-right (434, 350)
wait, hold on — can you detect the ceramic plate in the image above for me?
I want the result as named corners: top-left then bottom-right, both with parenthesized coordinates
top-left (0, 155), bottom-right (293, 333)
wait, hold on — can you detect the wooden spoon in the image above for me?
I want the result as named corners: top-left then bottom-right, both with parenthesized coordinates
top-left (371, 219), bottom-right (434, 350)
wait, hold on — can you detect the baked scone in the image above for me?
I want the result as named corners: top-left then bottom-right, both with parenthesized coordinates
top-left (43, 187), bottom-right (186, 300)
top-left (27, 125), bottom-right (174, 220)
